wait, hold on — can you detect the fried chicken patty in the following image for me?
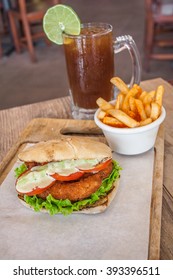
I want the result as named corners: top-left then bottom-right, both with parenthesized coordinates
top-left (37, 161), bottom-right (113, 202)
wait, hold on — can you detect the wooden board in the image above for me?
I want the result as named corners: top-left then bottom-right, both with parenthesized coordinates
top-left (0, 118), bottom-right (164, 260)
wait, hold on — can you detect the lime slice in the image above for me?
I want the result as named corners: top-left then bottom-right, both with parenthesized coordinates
top-left (43, 4), bottom-right (81, 45)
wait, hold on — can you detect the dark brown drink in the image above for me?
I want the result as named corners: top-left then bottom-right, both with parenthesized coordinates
top-left (63, 23), bottom-right (114, 119)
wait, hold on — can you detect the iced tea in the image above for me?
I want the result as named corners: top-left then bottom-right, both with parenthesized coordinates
top-left (63, 23), bottom-right (114, 118)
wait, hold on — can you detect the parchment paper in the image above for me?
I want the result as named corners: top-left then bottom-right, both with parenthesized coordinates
top-left (0, 148), bottom-right (154, 260)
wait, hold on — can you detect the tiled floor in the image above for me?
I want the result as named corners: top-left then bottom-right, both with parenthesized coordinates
top-left (0, 0), bottom-right (173, 110)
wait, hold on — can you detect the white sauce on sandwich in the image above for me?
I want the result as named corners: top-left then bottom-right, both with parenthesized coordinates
top-left (16, 158), bottom-right (110, 194)
top-left (16, 170), bottom-right (55, 194)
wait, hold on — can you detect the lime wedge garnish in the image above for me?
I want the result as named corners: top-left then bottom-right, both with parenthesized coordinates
top-left (43, 4), bottom-right (81, 45)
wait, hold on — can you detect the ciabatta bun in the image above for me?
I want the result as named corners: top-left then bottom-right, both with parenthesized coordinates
top-left (18, 138), bottom-right (112, 163)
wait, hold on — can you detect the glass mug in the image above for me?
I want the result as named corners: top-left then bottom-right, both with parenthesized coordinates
top-left (63, 23), bottom-right (141, 120)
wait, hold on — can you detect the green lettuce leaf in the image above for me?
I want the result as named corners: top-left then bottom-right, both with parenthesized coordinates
top-left (15, 163), bottom-right (27, 178)
top-left (24, 160), bottom-right (121, 216)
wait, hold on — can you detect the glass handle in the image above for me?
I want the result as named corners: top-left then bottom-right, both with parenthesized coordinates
top-left (113, 35), bottom-right (141, 87)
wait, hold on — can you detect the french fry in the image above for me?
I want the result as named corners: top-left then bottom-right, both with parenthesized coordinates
top-left (126, 110), bottom-right (136, 119)
top-left (150, 102), bottom-right (161, 121)
top-left (97, 110), bottom-right (107, 120)
top-left (135, 99), bottom-right (147, 121)
top-left (144, 103), bottom-right (151, 118)
top-left (139, 91), bottom-right (148, 102)
top-left (140, 118), bottom-right (152, 126)
top-left (107, 109), bottom-right (139, 128)
top-left (103, 116), bottom-right (126, 128)
top-left (122, 87), bottom-right (139, 112)
top-left (110, 77), bottom-right (129, 94)
top-left (128, 87), bottom-right (139, 98)
top-left (122, 95), bottom-right (130, 112)
top-left (155, 85), bottom-right (164, 107)
top-left (133, 84), bottom-right (143, 97)
top-left (115, 96), bottom-right (120, 110)
top-left (115, 93), bottom-right (125, 109)
top-left (96, 97), bottom-right (114, 111)
top-left (143, 90), bottom-right (155, 105)
top-left (127, 110), bottom-right (141, 122)
top-left (129, 96), bottom-right (138, 114)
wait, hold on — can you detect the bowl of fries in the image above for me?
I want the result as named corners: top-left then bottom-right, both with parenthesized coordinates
top-left (94, 77), bottom-right (166, 155)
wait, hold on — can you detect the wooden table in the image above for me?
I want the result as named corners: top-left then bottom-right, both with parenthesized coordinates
top-left (0, 78), bottom-right (173, 259)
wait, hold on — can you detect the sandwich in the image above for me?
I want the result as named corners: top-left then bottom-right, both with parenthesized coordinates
top-left (15, 137), bottom-right (121, 215)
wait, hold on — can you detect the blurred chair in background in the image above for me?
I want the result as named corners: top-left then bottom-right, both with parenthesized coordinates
top-left (0, 1), bottom-right (3, 57)
top-left (144, 0), bottom-right (173, 71)
top-left (8, 0), bottom-right (61, 62)
top-left (0, 0), bottom-right (9, 57)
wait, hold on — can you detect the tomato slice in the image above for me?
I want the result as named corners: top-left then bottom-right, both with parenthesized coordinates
top-left (79, 159), bottom-right (112, 173)
top-left (17, 181), bottom-right (55, 196)
top-left (51, 171), bottom-right (84, 181)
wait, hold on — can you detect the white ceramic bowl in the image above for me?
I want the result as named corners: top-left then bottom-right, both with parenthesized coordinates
top-left (94, 106), bottom-right (166, 155)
